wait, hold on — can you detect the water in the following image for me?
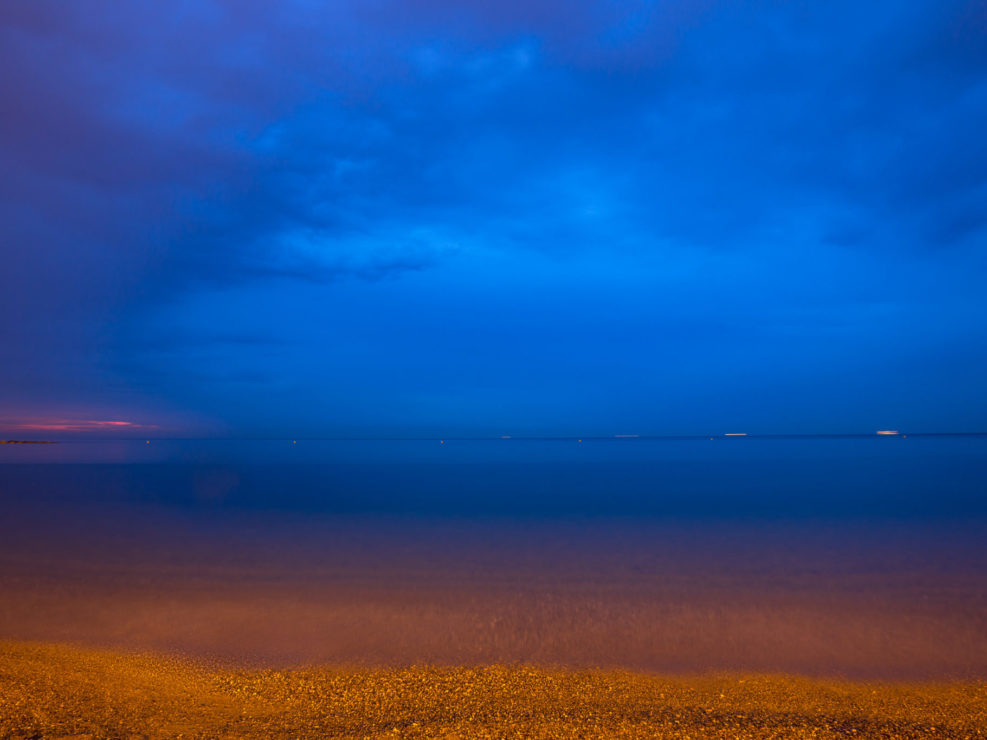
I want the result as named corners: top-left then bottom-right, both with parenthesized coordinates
top-left (4, 435), bottom-right (986, 516)
top-left (2, 437), bottom-right (986, 678)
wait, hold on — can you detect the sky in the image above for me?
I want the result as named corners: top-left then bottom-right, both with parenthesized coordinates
top-left (1, 0), bottom-right (985, 438)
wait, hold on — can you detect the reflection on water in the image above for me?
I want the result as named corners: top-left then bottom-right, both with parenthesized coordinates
top-left (1, 438), bottom-right (985, 678)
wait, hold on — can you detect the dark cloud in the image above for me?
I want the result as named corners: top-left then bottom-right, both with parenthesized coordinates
top-left (1, 0), bottom-right (985, 433)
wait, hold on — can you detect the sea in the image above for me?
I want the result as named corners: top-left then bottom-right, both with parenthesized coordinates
top-left (1, 435), bottom-right (985, 678)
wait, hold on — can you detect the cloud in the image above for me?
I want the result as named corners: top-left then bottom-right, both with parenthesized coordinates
top-left (0, 418), bottom-right (158, 434)
top-left (0, 0), bottom-right (985, 432)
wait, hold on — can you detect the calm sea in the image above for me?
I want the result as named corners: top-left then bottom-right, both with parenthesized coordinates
top-left (2, 436), bottom-right (985, 678)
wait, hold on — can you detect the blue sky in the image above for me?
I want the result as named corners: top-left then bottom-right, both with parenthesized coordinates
top-left (1, 0), bottom-right (985, 436)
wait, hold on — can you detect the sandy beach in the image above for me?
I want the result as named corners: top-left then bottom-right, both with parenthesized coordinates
top-left (3, 641), bottom-right (986, 739)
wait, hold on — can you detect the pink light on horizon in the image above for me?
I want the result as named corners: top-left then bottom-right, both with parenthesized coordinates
top-left (1, 419), bottom-right (159, 433)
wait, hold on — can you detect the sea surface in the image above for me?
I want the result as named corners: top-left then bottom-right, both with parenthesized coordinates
top-left (1, 436), bottom-right (985, 679)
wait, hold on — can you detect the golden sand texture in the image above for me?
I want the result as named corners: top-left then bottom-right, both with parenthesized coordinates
top-left (2, 643), bottom-right (986, 739)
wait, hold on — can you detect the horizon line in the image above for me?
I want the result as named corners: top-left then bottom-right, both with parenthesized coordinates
top-left (5, 431), bottom-right (987, 443)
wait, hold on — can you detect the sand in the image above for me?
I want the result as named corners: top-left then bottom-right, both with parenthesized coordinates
top-left (2, 641), bottom-right (985, 739)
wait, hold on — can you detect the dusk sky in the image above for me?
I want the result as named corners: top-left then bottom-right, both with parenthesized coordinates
top-left (1, 1), bottom-right (985, 438)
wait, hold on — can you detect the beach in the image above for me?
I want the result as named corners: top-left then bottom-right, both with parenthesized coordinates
top-left (4, 642), bottom-right (985, 739)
